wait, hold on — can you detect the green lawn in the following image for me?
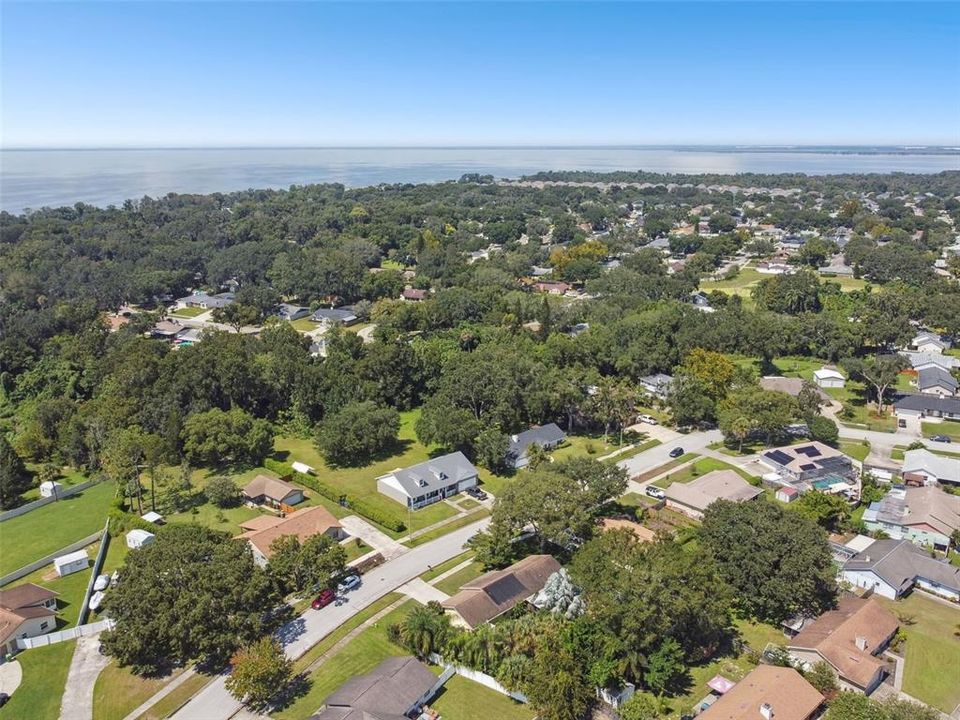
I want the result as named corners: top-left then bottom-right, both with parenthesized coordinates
top-left (839, 440), bottom-right (871, 463)
top-left (549, 433), bottom-right (633, 462)
top-left (0, 480), bottom-right (114, 576)
top-left (734, 617), bottom-right (786, 652)
top-left (420, 551), bottom-right (474, 582)
top-left (878, 593), bottom-right (960, 712)
top-left (922, 420), bottom-right (960, 442)
top-left (21, 467), bottom-right (89, 501)
top-left (652, 457), bottom-right (752, 489)
top-left (273, 410), bottom-right (459, 538)
top-left (170, 306), bottom-right (205, 318)
top-left (605, 439), bottom-right (662, 464)
top-left (633, 453), bottom-right (700, 483)
top-left (342, 538), bottom-right (371, 563)
top-left (700, 267), bottom-right (766, 295)
top-left (430, 674), bottom-right (532, 720)
top-left (165, 500), bottom-right (264, 536)
top-left (435, 561), bottom-right (487, 596)
top-left (273, 600), bottom-right (419, 720)
top-left (13, 543), bottom-right (99, 629)
top-left (291, 317), bottom-right (318, 332)
top-left (1, 640), bottom-right (77, 720)
top-left (404, 509), bottom-right (491, 548)
top-left (135, 672), bottom-right (214, 720)
top-left (93, 663), bottom-right (187, 720)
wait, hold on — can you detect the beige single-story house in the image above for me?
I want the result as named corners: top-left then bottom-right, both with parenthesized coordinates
top-left (0, 583), bottom-right (58, 657)
top-left (664, 470), bottom-right (762, 520)
top-left (242, 474), bottom-right (305, 509)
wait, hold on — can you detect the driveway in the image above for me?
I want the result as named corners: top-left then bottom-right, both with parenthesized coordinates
top-left (0, 659), bottom-right (21, 696)
top-left (60, 634), bottom-right (111, 720)
top-left (339, 515), bottom-right (406, 560)
top-left (171, 517), bottom-right (490, 720)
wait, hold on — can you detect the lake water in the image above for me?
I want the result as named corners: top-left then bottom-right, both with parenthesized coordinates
top-left (1, 146), bottom-right (958, 213)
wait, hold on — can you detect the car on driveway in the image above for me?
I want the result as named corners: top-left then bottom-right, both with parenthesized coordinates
top-left (931, 435), bottom-right (952, 443)
top-left (646, 486), bottom-right (666, 500)
top-left (311, 589), bottom-right (335, 609)
top-left (638, 414), bottom-right (659, 425)
top-left (466, 486), bottom-right (488, 500)
top-left (337, 574), bottom-right (361, 594)
top-left (669, 447), bottom-right (685, 458)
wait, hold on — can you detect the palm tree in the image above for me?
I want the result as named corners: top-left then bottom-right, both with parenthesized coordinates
top-left (400, 606), bottom-right (448, 658)
top-left (730, 416), bottom-right (752, 453)
top-left (618, 648), bottom-right (648, 685)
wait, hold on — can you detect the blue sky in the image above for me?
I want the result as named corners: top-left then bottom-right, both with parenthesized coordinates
top-left (2, 2), bottom-right (958, 147)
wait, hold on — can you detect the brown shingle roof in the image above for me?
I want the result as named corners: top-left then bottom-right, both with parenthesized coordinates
top-left (789, 597), bottom-right (899, 689)
top-left (665, 470), bottom-right (762, 513)
top-left (441, 554), bottom-right (561, 628)
top-left (699, 666), bottom-right (823, 720)
top-left (0, 583), bottom-right (58, 611)
top-left (238, 506), bottom-right (341, 559)
top-left (241, 474), bottom-right (301, 503)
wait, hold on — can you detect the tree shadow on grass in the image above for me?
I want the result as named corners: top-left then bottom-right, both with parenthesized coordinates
top-left (269, 672), bottom-right (312, 713)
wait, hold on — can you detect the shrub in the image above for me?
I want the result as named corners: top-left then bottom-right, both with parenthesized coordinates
top-left (314, 401), bottom-right (400, 466)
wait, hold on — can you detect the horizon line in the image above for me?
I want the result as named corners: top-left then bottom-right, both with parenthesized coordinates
top-left (3, 143), bottom-right (960, 153)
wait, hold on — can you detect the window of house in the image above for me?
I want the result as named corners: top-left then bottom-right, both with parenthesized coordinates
top-left (40, 621), bottom-right (49, 630)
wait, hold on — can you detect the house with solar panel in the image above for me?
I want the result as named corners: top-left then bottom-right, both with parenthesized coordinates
top-left (760, 441), bottom-right (857, 495)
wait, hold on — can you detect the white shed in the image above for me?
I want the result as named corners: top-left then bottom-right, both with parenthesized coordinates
top-left (141, 511), bottom-right (164, 524)
top-left (291, 461), bottom-right (313, 475)
top-left (126, 529), bottom-right (156, 550)
top-left (813, 367), bottom-right (845, 389)
top-left (54, 550), bottom-right (89, 577)
top-left (39, 480), bottom-right (65, 498)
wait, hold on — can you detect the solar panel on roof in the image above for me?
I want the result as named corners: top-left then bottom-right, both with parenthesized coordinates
top-left (766, 450), bottom-right (793, 465)
top-left (800, 463), bottom-right (816, 470)
top-left (796, 445), bottom-right (821, 457)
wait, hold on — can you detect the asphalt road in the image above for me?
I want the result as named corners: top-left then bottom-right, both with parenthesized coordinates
top-left (617, 429), bottom-right (723, 479)
top-left (171, 517), bottom-right (490, 720)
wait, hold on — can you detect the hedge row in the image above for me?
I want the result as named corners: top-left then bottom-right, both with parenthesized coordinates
top-left (263, 458), bottom-right (406, 533)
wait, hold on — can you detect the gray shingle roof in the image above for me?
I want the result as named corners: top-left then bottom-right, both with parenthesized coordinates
top-left (316, 656), bottom-right (437, 720)
top-left (844, 539), bottom-right (960, 595)
top-left (380, 451), bottom-right (478, 498)
top-left (917, 366), bottom-right (959, 393)
top-left (894, 393), bottom-right (960, 415)
top-left (506, 423), bottom-right (567, 464)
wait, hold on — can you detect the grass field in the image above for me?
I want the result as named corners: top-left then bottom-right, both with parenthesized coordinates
top-left (839, 440), bottom-right (871, 463)
top-left (429, 674), bottom-right (532, 720)
top-left (21, 467), bottom-right (90, 501)
top-left (170, 306), bottom-right (205, 318)
top-left (734, 617), bottom-right (786, 652)
top-left (435, 561), bottom-right (487, 596)
top-left (272, 599), bottom-right (418, 720)
top-left (653, 457), bottom-right (748, 489)
top-left (135, 672), bottom-right (213, 720)
top-left (290, 317), bottom-right (318, 332)
top-left (633, 453), bottom-right (700, 484)
top-left (878, 593), bottom-right (960, 712)
top-left (0, 480), bottom-right (114, 576)
top-left (273, 410), bottom-right (460, 538)
top-left (922, 420), bottom-right (960, 442)
top-left (93, 663), bottom-right (187, 720)
top-left (420, 551), bottom-right (474, 582)
top-left (165, 500), bottom-right (264, 536)
top-left (404, 509), bottom-right (490, 548)
top-left (1, 640), bottom-right (77, 720)
top-left (548, 433), bottom-right (633, 462)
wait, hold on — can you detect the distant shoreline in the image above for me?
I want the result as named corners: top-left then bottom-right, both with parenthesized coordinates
top-left (3, 145), bottom-right (959, 156)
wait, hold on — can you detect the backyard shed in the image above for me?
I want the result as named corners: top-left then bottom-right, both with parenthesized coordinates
top-left (39, 480), bottom-right (64, 498)
top-left (126, 529), bottom-right (156, 550)
top-left (53, 550), bottom-right (89, 577)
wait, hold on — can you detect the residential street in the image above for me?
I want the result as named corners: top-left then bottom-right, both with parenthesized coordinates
top-left (616, 428), bottom-right (723, 479)
top-left (170, 517), bottom-right (490, 720)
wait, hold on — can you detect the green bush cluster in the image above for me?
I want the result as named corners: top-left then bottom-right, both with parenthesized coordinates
top-left (262, 459), bottom-right (406, 533)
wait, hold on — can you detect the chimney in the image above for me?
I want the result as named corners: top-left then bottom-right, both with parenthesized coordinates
top-left (855, 636), bottom-right (868, 651)
top-left (760, 703), bottom-right (774, 720)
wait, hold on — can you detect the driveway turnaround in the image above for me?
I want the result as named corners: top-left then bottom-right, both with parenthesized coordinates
top-left (171, 517), bottom-right (490, 720)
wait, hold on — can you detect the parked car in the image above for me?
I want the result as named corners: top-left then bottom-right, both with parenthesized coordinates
top-left (646, 486), bottom-right (666, 500)
top-left (465, 486), bottom-right (488, 500)
top-left (638, 414), bottom-right (659, 425)
top-left (93, 574), bottom-right (110, 591)
top-left (311, 589), bottom-right (335, 609)
top-left (0, 692), bottom-right (9, 708)
top-left (669, 447), bottom-right (685, 458)
top-left (337, 574), bottom-right (361, 594)
top-left (931, 435), bottom-right (952, 443)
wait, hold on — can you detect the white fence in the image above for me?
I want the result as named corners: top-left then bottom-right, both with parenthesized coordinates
top-left (427, 652), bottom-right (528, 703)
top-left (16, 618), bottom-right (115, 651)
top-left (0, 479), bottom-right (98, 523)
top-left (78, 520), bottom-right (112, 625)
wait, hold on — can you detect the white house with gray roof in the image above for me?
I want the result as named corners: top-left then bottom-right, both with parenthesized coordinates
top-left (840, 538), bottom-right (960, 601)
top-left (902, 449), bottom-right (960, 486)
top-left (916, 366), bottom-right (958, 397)
top-left (505, 423), bottom-right (567, 469)
top-left (377, 451), bottom-right (479, 509)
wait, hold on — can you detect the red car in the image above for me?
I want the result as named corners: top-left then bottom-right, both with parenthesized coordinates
top-left (311, 589), bottom-right (335, 610)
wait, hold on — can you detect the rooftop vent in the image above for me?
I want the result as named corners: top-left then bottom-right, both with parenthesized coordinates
top-left (855, 635), bottom-right (868, 651)
top-left (760, 703), bottom-right (774, 720)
